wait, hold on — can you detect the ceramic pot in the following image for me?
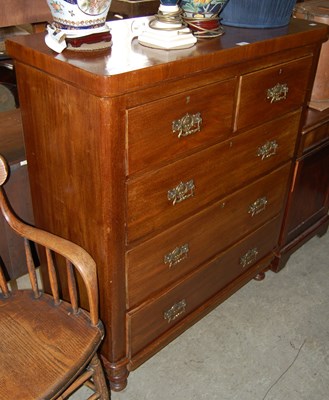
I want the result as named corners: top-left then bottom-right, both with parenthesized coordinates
top-left (184, 16), bottom-right (220, 30)
top-left (179, 0), bottom-right (228, 18)
top-left (221, 0), bottom-right (297, 28)
top-left (160, 0), bottom-right (178, 6)
top-left (46, 0), bottom-right (112, 30)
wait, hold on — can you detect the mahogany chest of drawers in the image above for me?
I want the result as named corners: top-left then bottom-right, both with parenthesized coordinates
top-left (6, 17), bottom-right (328, 391)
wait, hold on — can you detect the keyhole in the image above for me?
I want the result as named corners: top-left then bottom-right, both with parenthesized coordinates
top-left (186, 96), bottom-right (190, 104)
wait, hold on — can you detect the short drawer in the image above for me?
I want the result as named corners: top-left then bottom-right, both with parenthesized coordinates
top-left (236, 56), bottom-right (313, 130)
top-left (126, 79), bottom-right (236, 174)
top-left (127, 110), bottom-right (300, 242)
top-left (127, 217), bottom-right (281, 357)
top-left (126, 163), bottom-right (291, 308)
top-left (300, 123), bottom-right (329, 154)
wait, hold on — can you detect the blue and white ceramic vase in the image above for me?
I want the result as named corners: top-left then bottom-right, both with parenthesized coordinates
top-left (46, 0), bottom-right (112, 30)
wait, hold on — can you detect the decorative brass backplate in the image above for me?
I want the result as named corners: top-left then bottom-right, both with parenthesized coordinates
top-left (248, 197), bottom-right (268, 216)
top-left (164, 299), bottom-right (187, 323)
top-left (257, 140), bottom-right (278, 160)
top-left (167, 179), bottom-right (195, 205)
top-left (172, 112), bottom-right (203, 138)
top-left (267, 83), bottom-right (289, 103)
top-left (164, 243), bottom-right (189, 268)
top-left (240, 247), bottom-right (259, 268)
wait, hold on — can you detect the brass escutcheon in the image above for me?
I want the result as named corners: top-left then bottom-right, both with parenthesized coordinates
top-left (248, 197), bottom-right (268, 216)
top-left (164, 299), bottom-right (187, 323)
top-left (267, 82), bottom-right (289, 103)
top-left (167, 179), bottom-right (195, 205)
top-left (172, 112), bottom-right (203, 138)
top-left (240, 247), bottom-right (259, 268)
top-left (164, 243), bottom-right (189, 268)
top-left (257, 140), bottom-right (278, 160)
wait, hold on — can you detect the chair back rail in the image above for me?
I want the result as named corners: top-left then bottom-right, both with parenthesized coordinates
top-left (0, 264), bottom-right (9, 297)
top-left (0, 155), bottom-right (99, 325)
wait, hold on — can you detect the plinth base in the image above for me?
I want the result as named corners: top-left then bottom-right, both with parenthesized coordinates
top-left (138, 24), bottom-right (197, 49)
top-left (45, 23), bottom-right (112, 53)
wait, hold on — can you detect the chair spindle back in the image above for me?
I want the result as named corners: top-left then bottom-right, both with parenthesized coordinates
top-left (0, 155), bottom-right (99, 325)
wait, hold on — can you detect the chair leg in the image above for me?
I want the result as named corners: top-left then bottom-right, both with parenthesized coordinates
top-left (89, 354), bottom-right (111, 399)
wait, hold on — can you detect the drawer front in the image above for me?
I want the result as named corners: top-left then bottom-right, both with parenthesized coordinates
top-left (126, 79), bottom-right (236, 174)
top-left (127, 110), bottom-right (300, 242)
top-left (126, 163), bottom-right (290, 308)
top-left (301, 123), bottom-right (329, 154)
top-left (236, 56), bottom-right (313, 130)
top-left (127, 217), bottom-right (281, 356)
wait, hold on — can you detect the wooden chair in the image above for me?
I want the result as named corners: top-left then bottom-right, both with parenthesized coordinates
top-left (0, 154), bottom-right (110, 399)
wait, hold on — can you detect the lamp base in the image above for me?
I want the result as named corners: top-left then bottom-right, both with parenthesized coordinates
top-left (138, 5), bottom-right (197, 50)
top-left (138, 27), bottom-right (196, 49)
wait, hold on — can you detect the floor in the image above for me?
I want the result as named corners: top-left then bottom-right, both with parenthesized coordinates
top-left (70, 232), bottom-right (329, 399)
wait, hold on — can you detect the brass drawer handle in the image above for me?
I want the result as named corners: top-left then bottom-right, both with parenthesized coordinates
top-left (248, 197), bottom-right (268, 216)
top-left (257, 140), bottom-right (278, 160)
top-left (164, 299), bottom-right (187, 323)
top-left (240, 247), bottom-right (259, 268)
top-left (167, 179), bottom-right (195, 205)
top-left (267, 83), bottom-right (289, 103)
top-left (164, 243), bottom-right (189, 268)
top-left (172, 112), bottom-right (203, 138)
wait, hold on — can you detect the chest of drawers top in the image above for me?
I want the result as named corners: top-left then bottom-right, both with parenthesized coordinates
top-left (6, 17), bottom-right (328, 97)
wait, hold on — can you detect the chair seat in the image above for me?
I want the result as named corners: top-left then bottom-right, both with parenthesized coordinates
top-left (0, 290), bottom-right (104, 400)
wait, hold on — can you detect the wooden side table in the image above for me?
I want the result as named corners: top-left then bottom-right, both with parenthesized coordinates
top-left (272, 107), bottom-right (329, 272)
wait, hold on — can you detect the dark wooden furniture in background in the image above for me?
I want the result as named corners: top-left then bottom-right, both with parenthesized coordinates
top-left (109, 0), bottom-right (159, 19)
top-left (0, 0), bottom-right (51, 28)
top-left (0, 110), bottom-right (33, 280)
top-left (7, 18), bottom-right (328, 393)
top-left (0, 0), bottom-right (158, 28)
top-left (0, 0), bottom-right (50, 280)
top-left (272, 107), bottom-right (329, 271)
top-left (0, 155), bottom-right (109, 399)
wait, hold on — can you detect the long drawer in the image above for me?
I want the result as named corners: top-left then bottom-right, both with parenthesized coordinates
top-left (236, 55), bottom-right (313, 130)
top-left (127, 110), bottom-right (301, 242)
top-left (127, 217), bottom-right (281, 357)
top-left (126, 163), bottom-right (291, 308)
top-left (126, 79), bottom-right (236, 174)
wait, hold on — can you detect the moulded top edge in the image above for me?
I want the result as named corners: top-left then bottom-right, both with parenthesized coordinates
top-left (5, 16), bottom-right (329, 97)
